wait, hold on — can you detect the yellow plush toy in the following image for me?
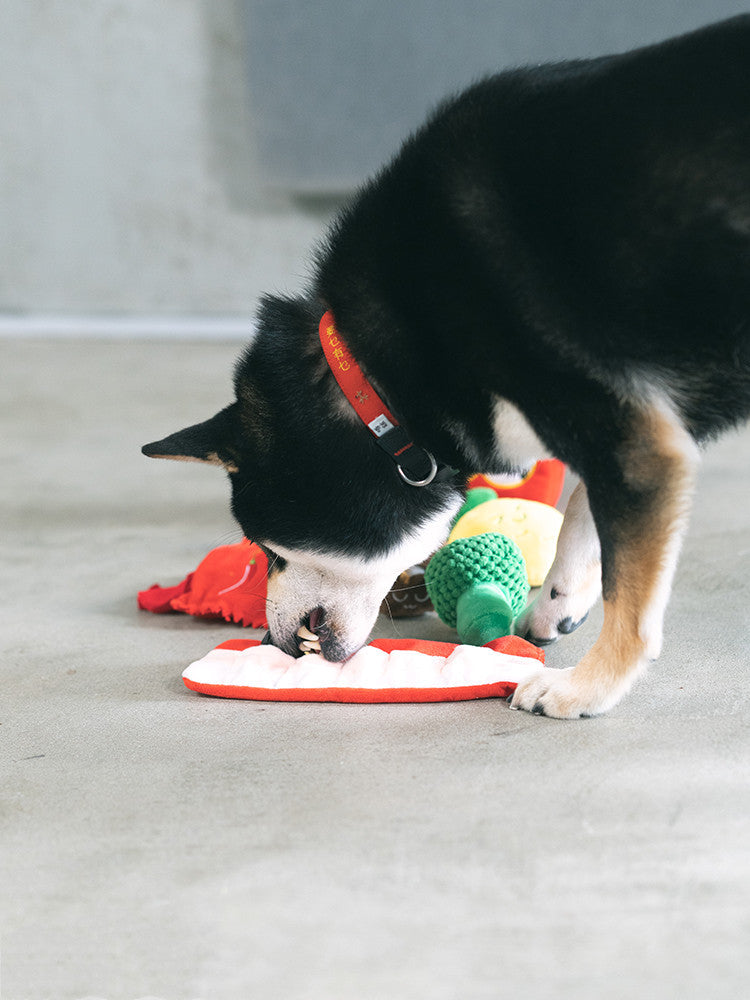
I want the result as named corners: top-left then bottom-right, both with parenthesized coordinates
top-left (448, 497), bottom-right (563, 587)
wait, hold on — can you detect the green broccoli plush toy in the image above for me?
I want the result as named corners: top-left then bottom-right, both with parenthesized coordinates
top-left (425, 532), bottom-right (529, 645)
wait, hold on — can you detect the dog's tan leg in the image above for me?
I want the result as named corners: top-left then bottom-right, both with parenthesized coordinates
top-left (511, 402), bottom-right (699, 718)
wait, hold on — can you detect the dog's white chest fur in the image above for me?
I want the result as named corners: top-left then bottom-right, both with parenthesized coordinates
top-left (491, 396), bottom-right (551, 472)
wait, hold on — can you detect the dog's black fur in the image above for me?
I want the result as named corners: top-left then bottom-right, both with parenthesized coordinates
top-left (145, 17), bottom-right (750, 716)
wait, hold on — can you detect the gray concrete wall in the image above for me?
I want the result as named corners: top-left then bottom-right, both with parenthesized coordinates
top-left (1, 0), bottom-right (745, 319)
top-left (0, 1), bottom-right (333, 317)
top-left (245, 0), bottom-right (749, 190)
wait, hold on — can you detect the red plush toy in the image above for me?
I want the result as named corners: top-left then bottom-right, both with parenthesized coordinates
top-left (468, 458), bottom-right (565, 505)
top-left (138, 538), bottom-right (269, 628)
top-left (182, 634), bottom-right (545, 704)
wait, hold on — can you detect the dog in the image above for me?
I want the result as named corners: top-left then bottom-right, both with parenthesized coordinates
top-left (143, 16), bottom-right (750, 717)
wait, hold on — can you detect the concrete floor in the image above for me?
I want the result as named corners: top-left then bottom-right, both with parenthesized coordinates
top-left (1, 336), bottom-right (749, 1000)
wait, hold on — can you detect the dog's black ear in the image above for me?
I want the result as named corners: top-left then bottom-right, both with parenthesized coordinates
top-left (142, 405), bottom-right (239, 472)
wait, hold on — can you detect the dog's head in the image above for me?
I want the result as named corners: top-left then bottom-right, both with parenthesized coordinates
top-left (143, 297), bottom-right (462, 661)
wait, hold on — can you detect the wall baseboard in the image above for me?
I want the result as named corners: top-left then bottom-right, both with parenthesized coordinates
top-left (0, 314), bottom-right (256, 339)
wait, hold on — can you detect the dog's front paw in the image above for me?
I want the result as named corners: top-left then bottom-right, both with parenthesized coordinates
top-left (517, 574), bottom-right (600, 647)
top-left (516, 598), bottom-right (589, 647)
top-left (510, 665), bottom-right (612, 719)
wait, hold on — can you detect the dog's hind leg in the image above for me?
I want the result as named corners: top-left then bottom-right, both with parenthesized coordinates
top-left (511, 401), bottom-right (700, 718)
top-left (517, 480), bottom-right (602, 645)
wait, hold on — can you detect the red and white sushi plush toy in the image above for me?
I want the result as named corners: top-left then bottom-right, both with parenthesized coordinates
top-left (182, 634), bottom-right (545, 704)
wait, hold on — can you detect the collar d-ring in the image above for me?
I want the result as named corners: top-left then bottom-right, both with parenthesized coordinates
top-left (398, 452), bottom-right (438, 487)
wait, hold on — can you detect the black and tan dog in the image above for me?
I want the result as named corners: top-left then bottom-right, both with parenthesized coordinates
top-left (144, 16), bottom-right (750, 717)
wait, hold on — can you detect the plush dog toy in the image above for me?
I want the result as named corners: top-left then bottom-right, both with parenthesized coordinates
top-left (425, 532), bottom-right (529, 644)
top-left (138, 538), bottom-right (269, 627)
top-left (182, 634), bottom-right (544, 703)
top-left (379, 564), bottom-right (433, 617)
top-left (468, 458), bottom-right (565, 505)
top-left (449, 496), bottom-right (564, 587)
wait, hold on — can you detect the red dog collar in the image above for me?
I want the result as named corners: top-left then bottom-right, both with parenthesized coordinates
top-left (319, 311), bottom-right (439, 486)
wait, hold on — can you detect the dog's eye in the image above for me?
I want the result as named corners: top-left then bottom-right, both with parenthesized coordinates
top-left (256, 542), bottom-right (287, 572)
